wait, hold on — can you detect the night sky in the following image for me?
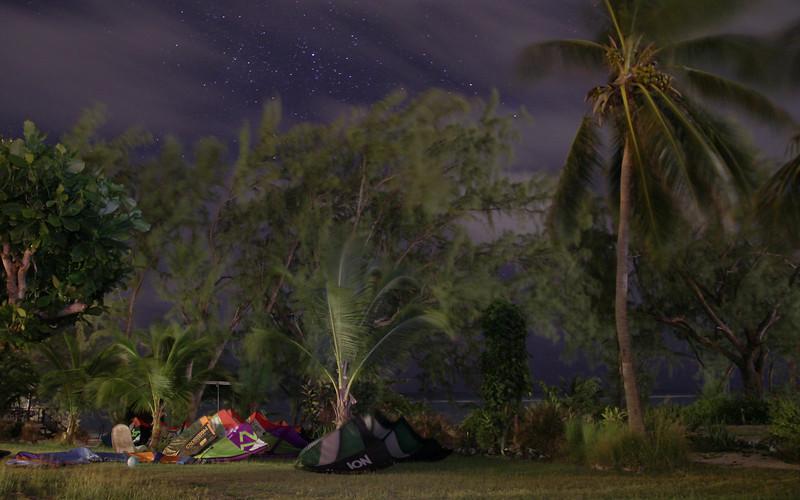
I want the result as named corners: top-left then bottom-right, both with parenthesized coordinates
top-left (3, 0), bottom-right (799, 174)
top-left (2, 0), bottom-right (799, 394)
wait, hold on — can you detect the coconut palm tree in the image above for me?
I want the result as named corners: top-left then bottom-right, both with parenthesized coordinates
top-left (758, 132), bottom-right (800, 245)
top-left (93, 324), bottom-right (211, 447)
top-left (272, 236), bottom-right (448, 428)
top-left (518, 0), bottom-right (795, 433)
top-left (38, 328), bottom-right (117, 444)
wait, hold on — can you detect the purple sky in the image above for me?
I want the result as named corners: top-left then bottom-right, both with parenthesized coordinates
top-left (2, 0), bottom-right (798, 395)
top-left (2, 0), bottom-right (798, 173)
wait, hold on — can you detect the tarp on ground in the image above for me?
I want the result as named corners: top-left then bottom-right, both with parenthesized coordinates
top-left (297, 413), bottom-right (450, 473)
top-left (5, 447), bottom-right (102, 467)
top-left (192, 423), bottom-right (268, 462)
top-left (248, 412), bottom-right (308, 456)
top-left (162, 416), bottom-right (217, 457)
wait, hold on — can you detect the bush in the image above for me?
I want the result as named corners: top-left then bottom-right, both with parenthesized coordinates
top-left (509, 403), bottom-right (565, 458)
top-left (459, 408), bottom-right (499, 452)
top-left (769, 394), bottom-right (800, 462)
top-left (479, 300), bottom-right (531, 452)
top-left (405, 410), bottom-right (459, 450)
top-left (541, 377), bottom-right (605, 418)
top-left (682, 393), bottom-right (769, 429)
top-left (565, 410), bottom-right (688, 471)
top-left (0, 420), bottom-right (22, 440)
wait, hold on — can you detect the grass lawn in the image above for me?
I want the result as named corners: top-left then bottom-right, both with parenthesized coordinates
top-left (2, 442), bottom-right (799, 499)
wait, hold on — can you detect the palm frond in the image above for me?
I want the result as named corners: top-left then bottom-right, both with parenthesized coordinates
top-left (664, 34), bottom-right (776, 84)
top-left (516, 39), bottom-right (606, 80)
top-left (324, 284), bottom-right (368, 367)
top-left (630, 0), bottom-right (751, 42)
top-left (679, 67), bottom-right (796, 129)
top-left (548, 116), bottom-right (603, 241)
top-left (620, 85), bottom-right (661, 243)
top-left (347, 309), bottom-right (449, 394)
top-left (756, 153), bottom-right (800, 245)
top-left (636, 83), bottom-right (703, 210)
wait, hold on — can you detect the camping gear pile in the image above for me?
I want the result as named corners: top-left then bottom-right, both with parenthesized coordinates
top-left (4, 410), bottom-right (451, 472)
top-left (4, 409), bottom-right (308, 467)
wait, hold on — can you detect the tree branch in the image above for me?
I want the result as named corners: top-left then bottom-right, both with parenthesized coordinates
top-left (16, 248), bottom-right (33, 301)
top-left (2, 242), bottom-right (18, 304)
top-left (685, 277), bottom-right (745, 353)
top-left (657, 315), bottom-right (741, 363)
top-left (755, 305), bottom-right (781, 344)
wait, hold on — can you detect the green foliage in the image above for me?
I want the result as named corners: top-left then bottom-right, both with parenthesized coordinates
top-left (0, 346), bottom-right (37, 412)
top-left (0, 122), bottom-right (146, 343)
top-left (636, 230), bottom-right (800, 398)
top-left (36, 326), bottom-right (117, 442)
top-left (93, 324), bottom-right (211, 443)
top-left (565, 411), bottom-right (688, 471)
top-left (272, 234), bottom-right (449, 426)
top-left (233, 327), bottom-right (278, 416)
top-left (459, 408), bottom-right (499, 452)
top-left (682, 393), bottom-right (770, 429)
top-left (223, 90), bottom-right (551, 397)
top-left (769, 394), bottom-right (800, 461)
top-left (479, 299), bottom-right (531, 449)
top-left (540, 376), bottom-right (605, 418)
top-left (511, 403), bottom-right (565, 458)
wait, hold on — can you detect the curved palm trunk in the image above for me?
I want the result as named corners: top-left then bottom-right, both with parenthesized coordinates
top-left (148, 403), bottom-right (164, 449)
top-left (616, 138), bottom-right (645, 434)
top-left (64, 409), bottom-right (79, 444)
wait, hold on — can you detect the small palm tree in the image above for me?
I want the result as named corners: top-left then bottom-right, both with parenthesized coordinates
top-left (275, 236), bottom-right (448, 428)
top-left (518, 0), bottom-right (795, 432)
top-left (94, 324), bottom-right (210, 447)
top-left (38, 328), bottom-right (116, 444)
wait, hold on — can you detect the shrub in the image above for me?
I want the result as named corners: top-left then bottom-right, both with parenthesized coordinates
top-left (479, 300), bottom-right (531, 452)
top-left (769, 394), bottom-right (800, 462)
top-left (682, 393), bottom-right (769, 429)
top-left (565, 410), bottom-right (688, 471)
top-left (541, 376), bottom-right (605, 418)
top-left (0, 420), bottom-right (22, 440)
top-left (691, 422), bottom-right (740, 452)
top-left (509, 403), bottom-right (565, 458)
top-left (459, 408), bottom-right (499, 452)
top-left (404, 410), bottom-right (459, 450)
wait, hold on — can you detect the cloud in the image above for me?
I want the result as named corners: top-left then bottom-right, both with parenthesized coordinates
top-left (0, 0), bottom-right (226, 137)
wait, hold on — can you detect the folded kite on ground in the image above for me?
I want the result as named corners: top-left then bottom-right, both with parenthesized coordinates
top-left (297, 412), bottom-right (451, 473)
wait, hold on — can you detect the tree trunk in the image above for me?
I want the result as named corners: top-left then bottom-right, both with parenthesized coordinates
top-left (333, 389), bottom-right (352, 429)
top-left (616, 138), bottom-right (645, 434)
top-left (149, 405), bottom-right (163, 449)
top-left (64, 411), bottom-right (79, 445)
top-left (739, 351), bottom-right (766, 399)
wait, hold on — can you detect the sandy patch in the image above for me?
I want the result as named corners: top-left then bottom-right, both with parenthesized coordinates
top-left (691, 452), bottom-right (800, 471)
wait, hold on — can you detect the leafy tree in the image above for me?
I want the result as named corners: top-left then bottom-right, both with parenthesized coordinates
top-left (93, 323), bottom-right (210, 447)
top-left (0, 121), bottom-right (147, 343)
top-left (479, 299), bottom-right (531, 453)
top-left (272, 235), bottom-right (448, 428)
top-left (517, 0), bottom-right (794, 432)
top-left (219, 90), bottom-right (549, 405)
top-left (636, 230), bottom-right (800, 398)
top-left (37, 326), bottom-right (116, 443)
